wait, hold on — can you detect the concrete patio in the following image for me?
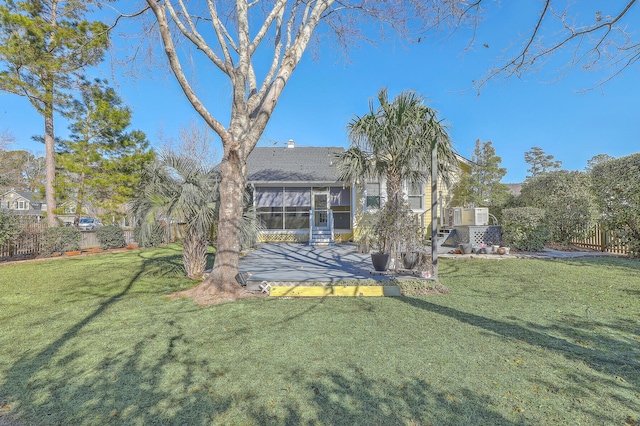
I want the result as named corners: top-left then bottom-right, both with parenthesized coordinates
top-left (236, 242), bottom-right (616, 288)
top-left (238, 242), bottom-right (391, 284)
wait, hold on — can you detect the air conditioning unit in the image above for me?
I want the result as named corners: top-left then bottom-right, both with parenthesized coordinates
top-left (452, 207), bottom-right (489, 226)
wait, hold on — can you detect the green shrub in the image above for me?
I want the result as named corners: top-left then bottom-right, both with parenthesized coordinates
top-left (501, 207), bottom-right (549, 251)
top-left (96, 225), bottom-right (126, 249)
top-left (591, 153), bottom-right (640, 258)
top-left (41, 227), bottom-right (81, 256)
top-left (518, 171), bottom-right (595, 245)
top-left (0, 211), bottom-right (23, 246)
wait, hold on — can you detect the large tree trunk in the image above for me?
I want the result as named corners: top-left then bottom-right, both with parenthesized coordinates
top-left (192, 145), bottom-right (246, 297)
top-left (183, 226), bottom-right (208, 280)
top-left (44, 99), bottom-right (57, 227)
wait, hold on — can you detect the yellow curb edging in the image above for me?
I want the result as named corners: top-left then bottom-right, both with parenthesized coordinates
top-left (269, 285), bottom-right (401, 297)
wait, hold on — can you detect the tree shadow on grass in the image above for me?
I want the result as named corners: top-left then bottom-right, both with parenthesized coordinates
top-left (2, 290), bottom-right (519, 425)
top-left (560, 256), bottom-right (640, 274)
top-left (0, 250), bottom-right (216, 425)
top-left (1, 315), bottom-right (234, 424)
top-left (396, 297), bottom-right (640, 392)
top-left (247, 368), bottom-right (521, 426)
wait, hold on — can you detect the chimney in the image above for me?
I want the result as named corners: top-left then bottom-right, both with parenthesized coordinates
top-left (287, 139), bottom-right (295, 148)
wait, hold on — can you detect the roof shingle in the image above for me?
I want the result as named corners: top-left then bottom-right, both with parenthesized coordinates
top-left (247, 146), bottom-right (345, 183)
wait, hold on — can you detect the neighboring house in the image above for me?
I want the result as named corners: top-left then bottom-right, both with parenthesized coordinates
top-left (0, 189), bottom-right (46, 220)
top-left (505, 183), bottom-right (522, 197)
top-left (247, 141), bottom-right (472, 245)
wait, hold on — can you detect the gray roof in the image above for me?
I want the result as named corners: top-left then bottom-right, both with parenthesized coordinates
top-left (505, 183), bottom-right (522, 196)
top-left (247, 146), bottom-right (345, 183)
top-left (0, 189), bottom-right (42, 204)
top-left (0, 189), bottom-right (45, 216)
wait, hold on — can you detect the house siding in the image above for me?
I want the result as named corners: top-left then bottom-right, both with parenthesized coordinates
top-left (0, 190), bottom-right (46, 219)
top-left (352, 160), bottom-right (472, 239)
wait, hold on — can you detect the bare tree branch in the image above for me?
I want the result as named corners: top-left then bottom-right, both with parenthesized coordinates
top-left (165, 0), bottom-right (228, 73)
top-left (145, 0), bottom-right (228, 140)
top-left (476, 0), bottom-right (640, 91)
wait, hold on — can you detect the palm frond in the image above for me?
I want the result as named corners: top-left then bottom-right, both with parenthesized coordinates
top-left (339, 87), bottom-right (459, 197)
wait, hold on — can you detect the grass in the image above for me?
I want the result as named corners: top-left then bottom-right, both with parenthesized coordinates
top-left (0, 245), bottom-right (639, 425)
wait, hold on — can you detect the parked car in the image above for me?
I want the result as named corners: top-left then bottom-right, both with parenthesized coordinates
top-left (78, 217), bottom-right (103, 231)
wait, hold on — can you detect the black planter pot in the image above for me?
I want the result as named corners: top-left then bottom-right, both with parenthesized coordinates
top-left (402, 252), bottom-right (420, 269)
top-left (371, 253), bottom-right (391, 271)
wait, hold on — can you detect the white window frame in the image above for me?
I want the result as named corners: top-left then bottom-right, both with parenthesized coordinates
top-left (364, 181), bottom-right (381, 211)
top-left (407, 182), bottom-right (425, 211)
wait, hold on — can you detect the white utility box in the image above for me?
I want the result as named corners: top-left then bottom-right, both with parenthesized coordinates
top-left (452, 207), bottom-right (489, 226)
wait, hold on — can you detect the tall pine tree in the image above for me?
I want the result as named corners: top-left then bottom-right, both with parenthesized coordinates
top-left (453, 139), bottom-right (509, 208)
top-left (524, 146), bottom-right (562, 178)
top-left (0, 0), bottom-right (109, 226)
top-left (57, 79), bottom-right (154, 225)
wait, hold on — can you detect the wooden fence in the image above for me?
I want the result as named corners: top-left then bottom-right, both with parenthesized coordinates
top-left (1, 227), bottom-right (137, 260)
top-left (79, 229), bottom-right (136, 249)
top-left (0, 231), bottom-right (43, 259)
top-left (570, 223), bottom-right (630, 256)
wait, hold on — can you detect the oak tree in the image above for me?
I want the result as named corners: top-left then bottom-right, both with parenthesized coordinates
top-left (0, 150), bottom-right (45, 193)
top-left (137, 0), bottom-right (477, 298)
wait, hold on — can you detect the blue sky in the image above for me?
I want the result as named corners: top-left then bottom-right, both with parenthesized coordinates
top-left (1, 2), bottom-right (638, 183)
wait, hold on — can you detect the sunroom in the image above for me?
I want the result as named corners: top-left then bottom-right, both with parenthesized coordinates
top-left (246, 143), bottom-right (354, 245)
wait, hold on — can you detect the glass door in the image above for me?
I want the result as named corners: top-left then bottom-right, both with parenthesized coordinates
top-left (313, 192), bottom-right (329, 229)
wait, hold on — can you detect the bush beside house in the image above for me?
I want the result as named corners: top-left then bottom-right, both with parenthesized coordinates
top-left (591, 153), bottom-right (640, 258)
top-left (0, 211), bottom-right (22, 247)
top-left (518, 171), bottom-right (595, 245)
top-left (501, 207), bottom-right (548, 251)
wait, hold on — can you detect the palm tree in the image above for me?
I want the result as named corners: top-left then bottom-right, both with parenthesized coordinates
top-left (130, 150), bottom-right (219, 279)
top-left (338, 88), bottom-right (458, 277)
top-left (338, 88), bottom-right (457, 201)
top-left (131, 151), bottom-right (262, 279)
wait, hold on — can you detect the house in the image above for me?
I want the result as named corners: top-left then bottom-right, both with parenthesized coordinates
top-left (246, 141), bottom-right (472, 245)
top-left (505, 183), bottom-right (522, 197)
top-left (0, 189), bottom-right (46, 220)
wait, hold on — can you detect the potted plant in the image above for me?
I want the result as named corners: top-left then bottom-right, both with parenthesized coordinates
top-left (398, 210), bottom-right (424, 269)
top-left (370, 197), bottom-right (422, 271)
top-left (370, 205), bottom-right (394, 271)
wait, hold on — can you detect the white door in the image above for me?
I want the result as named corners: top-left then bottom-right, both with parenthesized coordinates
top-left (313, 192), bottom-right (329, 228)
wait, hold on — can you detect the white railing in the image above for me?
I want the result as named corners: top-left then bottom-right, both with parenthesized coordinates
top-left (308, 209), bottom-right (334, 243)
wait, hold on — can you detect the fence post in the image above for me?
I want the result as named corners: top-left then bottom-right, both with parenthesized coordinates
top-left (598, 226), bottom-right (604, 252)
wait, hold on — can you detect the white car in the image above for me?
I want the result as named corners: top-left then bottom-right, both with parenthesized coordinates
top-left (78, 218), bottom-right (103, 231)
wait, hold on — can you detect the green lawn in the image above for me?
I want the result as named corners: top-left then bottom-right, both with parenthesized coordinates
top-left (0, 245), bottom-right (638, 425)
